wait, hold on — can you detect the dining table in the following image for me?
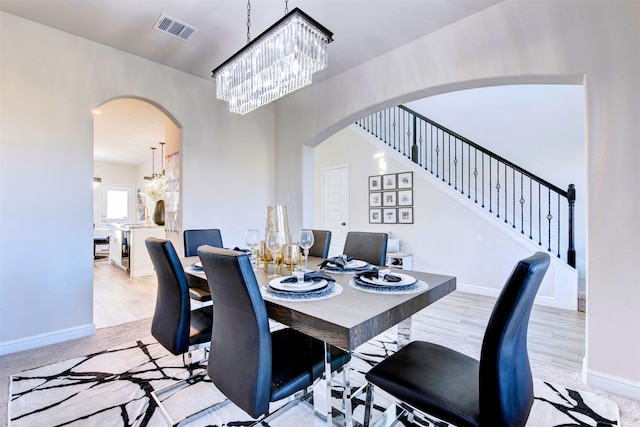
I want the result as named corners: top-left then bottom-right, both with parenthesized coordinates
top-left (182, 254), bottom-right (456, 426)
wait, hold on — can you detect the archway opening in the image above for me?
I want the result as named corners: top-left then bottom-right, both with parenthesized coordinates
top-left (92, 97), bottom-right (182, 328)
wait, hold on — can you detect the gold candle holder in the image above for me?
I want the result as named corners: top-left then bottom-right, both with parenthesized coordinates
top-left (258, 241), bottom-right (268, 270)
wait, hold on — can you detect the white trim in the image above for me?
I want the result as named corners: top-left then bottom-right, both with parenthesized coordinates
top-left (583, 364), bottom-right (640, 400)
top-left (0, 324), bottom-right (95, 356)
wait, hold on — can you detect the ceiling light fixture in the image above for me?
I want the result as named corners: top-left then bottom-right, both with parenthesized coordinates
top-left (144, 143), bottom-right (165, 181)
top-left (211, 0), bottom-right (333, 115)
top-left (143, 144), bottom-right (166, 203)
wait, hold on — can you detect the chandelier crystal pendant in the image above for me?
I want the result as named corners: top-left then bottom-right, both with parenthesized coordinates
top-left (211, 5), bottom-right (333, 115)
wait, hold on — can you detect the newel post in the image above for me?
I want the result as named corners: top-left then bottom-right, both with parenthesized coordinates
top-left (411, 115), bottom-right (418, 164)
top-left (567, 184), bottom-right (576, 268)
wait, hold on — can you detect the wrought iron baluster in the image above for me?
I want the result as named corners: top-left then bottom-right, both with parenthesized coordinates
top-left (512, 168), bottom-right (515, 228)
top-left (520, 173), bottom-right (525, 234)
top-left (529, 179), bottom-right (532, 239)
top-left (473, 148), bottom-right (478, 203)
top-left (538, 183), bottom-right (542, 246)
top-left (504, 163), bottom-right (508, 224)
top-left (547, 188), bottom-right (552, 251)
top-left (496, 161), bottom-right (501, 218)
top-left (557, 192), bottom-right (561, 259)
top-left (489, 157), bottom-right (492, 213)
top-left (453, 137), bottom-right (458, 190)
top-left (436, 129), bottom-right (440, 178)
top-left (567, 184), bottom-right (576, 267)
top-left (447, 134), bottom-right (451, 186)
top-left (431, 125), bottom-right (435, 175)
top-left (480, 152), bottom-right (484, 207)
top-left (468, 146), bottom-right (471, 199)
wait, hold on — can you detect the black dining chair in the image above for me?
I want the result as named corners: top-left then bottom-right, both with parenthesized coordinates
top-left (307, 229), bottom-right (332, 258)
top-left (343, 231), bottom-right (388, 266)
top-left (363, 252), bottom-right (550, 427)
top-left (183, 228), bottom-right (223, 257)
top-left (183, 229), bottom-right (223, 302)
top-left (197, 245), bottom-right (351, 421)
top-left (145, 237), bottom-right (215, 425)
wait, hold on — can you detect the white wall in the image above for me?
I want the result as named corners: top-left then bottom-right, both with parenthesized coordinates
top-left (277, 1), bottom-right (640, 398)
top-left (0, 12), bottom-right (275, 354)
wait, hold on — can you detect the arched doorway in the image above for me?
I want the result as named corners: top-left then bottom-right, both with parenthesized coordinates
top-left (92, 97), bottom-right (182, 328)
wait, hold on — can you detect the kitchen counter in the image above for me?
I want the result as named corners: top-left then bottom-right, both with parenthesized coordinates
top-left (109, 223), bottom-right (165, 277)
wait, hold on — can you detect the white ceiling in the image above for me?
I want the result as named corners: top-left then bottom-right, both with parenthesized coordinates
top-left (1, 0), bottom-right (500, 165)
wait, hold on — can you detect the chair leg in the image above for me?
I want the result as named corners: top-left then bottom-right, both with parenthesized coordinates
top-left (363, 383), bottom-right (374, 427)
top-left (152, 372), bottom-right (232, 426)
top-left (341, 365), bottom-right (353, 425)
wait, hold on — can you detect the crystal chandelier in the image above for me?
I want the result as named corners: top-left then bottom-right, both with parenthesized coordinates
top-left (211, 2), bottom-right (333, 115)
top-left (143, 143), bottom-right (166, 202)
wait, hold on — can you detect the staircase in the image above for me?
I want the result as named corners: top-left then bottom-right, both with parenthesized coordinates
top-left (355, 105), bottom-right (576, 268)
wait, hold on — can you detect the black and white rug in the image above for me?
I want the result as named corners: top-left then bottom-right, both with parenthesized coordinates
top-left (9, 331), bottom-right (620, 427)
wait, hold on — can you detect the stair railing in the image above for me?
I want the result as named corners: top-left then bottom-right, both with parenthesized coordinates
top-left (355, 105), bottom-right (576, 267)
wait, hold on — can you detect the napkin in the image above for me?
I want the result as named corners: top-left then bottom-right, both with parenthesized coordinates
top-left (318, 256), bottom-right (354, 270)
top-left (190, 262), bottom-right (204, 271)
top-left (281, 271), bottom-right (335, 283)
top-left (233, 247), bottom-right (251, 253)
top-left (355, 269), bottom-right (402, 283)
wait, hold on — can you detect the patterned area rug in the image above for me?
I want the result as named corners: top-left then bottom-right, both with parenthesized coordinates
top-left (9, 331), bottom-right (620, 426)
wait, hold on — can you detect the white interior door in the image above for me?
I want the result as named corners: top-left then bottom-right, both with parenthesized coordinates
top-left (322, 166), bottom-right (349, 257)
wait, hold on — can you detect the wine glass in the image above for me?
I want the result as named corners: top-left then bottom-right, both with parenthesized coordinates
top-left (244, 229), bottom-right (261, 269)
top-left (266, 231), bottom-right (282, 278)
top-left (299, 230), bottom-right (315, 271)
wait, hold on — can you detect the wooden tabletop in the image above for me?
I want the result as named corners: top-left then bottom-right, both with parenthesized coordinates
top-left (182, 256), bottom-right (456, 351)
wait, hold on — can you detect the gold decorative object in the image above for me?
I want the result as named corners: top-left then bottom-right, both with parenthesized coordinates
top-left (265, 206), bottom-right (292, 245)
top-left (258, 241), bottom-right (269, 270)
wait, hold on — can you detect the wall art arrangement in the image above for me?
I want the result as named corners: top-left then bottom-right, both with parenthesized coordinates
top-left (369, 172), bottom-right (413, 224)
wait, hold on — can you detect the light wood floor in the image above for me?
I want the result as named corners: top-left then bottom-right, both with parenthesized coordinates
top-left (93, 259), bottom-right (585, 372)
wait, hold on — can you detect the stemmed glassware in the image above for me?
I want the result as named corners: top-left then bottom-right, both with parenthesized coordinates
top-left (266, 231), bottom-right (282, 278)
top-left (299, 230), bottom-right (315, 272)
top-left (244, 229), bottom-right (261, 270)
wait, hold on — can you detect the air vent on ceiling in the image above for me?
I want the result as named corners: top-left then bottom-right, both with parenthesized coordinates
top-left (153, 13), bottom-right (198, 41)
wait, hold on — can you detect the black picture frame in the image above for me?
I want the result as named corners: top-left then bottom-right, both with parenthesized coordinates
top-left (397, 189), bottom-right (413, 206)
top-left (369, 208), bottom-right (382, 223)
top-left (383, 208), bottom-right (397, 224)
top-left (382, 173), bottom-right (397, 190)
top-left (398, 207), bottom-right (413, 224)
top-left (369, 175), bottom-right (382, 191)
top-left (382, 191), bottom-right (397, 207)
top-left (369, 192), bottom-right (382, 207)
top-left (397, 172), bottom-right (413, 189)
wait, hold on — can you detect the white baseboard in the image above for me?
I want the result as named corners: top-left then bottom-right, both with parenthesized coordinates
top-left (0, 323), bottom-right (95, 356)
top-left (583, 363), bottom-right (640, 400)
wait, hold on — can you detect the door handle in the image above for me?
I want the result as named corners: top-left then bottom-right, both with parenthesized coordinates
top-left (341, 222), bottom-right (346, 226)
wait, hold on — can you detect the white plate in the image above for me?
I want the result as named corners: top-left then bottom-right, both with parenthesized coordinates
top-left (358, 272), bottom-right (417, 287)
top-left (327, 259), bottom-right (367, 269)
top-left (269, 277), bottom-right (328, 293)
